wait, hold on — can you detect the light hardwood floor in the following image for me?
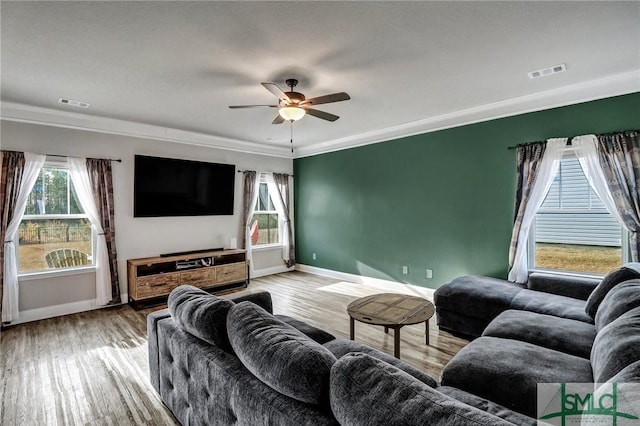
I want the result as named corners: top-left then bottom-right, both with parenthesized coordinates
top-left (1, 271), bottom-right (468, 426)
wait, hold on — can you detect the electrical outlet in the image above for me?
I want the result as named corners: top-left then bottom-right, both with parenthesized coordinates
top-left (312, 253), bottom-right (317, 260)
top-left (426, 269), bottom-right (433, 279)
top-left (402, 265), bottom-right (408, 275)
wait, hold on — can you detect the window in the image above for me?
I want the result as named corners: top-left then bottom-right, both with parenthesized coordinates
top-left (530, 150), bottom-right (626, 275)
top-left (18, 166), bottom-right (94, 273)
top-left (250, 182), bottom-right (280, 246)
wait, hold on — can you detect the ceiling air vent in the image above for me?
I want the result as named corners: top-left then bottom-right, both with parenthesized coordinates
top-left (528, 64), bottom-right (566, 79)
top-left (58, 98), bottom-right (90, 108)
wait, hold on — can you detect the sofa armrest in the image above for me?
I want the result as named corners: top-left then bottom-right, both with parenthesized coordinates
top-left (222, 289), bottom-right (273, 313)
top-left (147, 308), bottom-right (172, 393)
top-left (527, 272), bottom-right (600, 301)
top-left (330, 352), bottom-right (515, 426)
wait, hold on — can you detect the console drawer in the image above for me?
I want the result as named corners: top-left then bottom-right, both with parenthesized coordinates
top-left (216, 263), bottom-right (247, 284)
top-left (136, 272), bottom-right (180, 299)
top-left (180, 267), bottom-right (216, 288)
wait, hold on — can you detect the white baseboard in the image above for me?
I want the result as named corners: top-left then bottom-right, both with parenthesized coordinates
top-left (252, 265), bottom-right (294, 279)
top-left (11, 292), bottom-right (129, 326)
top-left (295, 264), bottom-right (435, 298)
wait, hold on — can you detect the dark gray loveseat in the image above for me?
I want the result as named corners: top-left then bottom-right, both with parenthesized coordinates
top-left (148, 285), bottom-right (548, 425)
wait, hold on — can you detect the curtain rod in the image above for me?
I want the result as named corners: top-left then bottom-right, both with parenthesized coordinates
top-left (507, 129), bottom-right (639, 150)
top-left (237, 169), bottom-right (294, 177)
top-left (45, 153), bottom-right (122, 162)
top-left (1, 150), bottom-right (122, 162)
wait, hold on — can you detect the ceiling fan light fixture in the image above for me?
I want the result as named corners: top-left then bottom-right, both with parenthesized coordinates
top-left (279, 106), bottom-right (306, 121)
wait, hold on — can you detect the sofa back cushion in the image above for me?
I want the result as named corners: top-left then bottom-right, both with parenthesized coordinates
top-left (595, 280), bottom-right (640, 331)
top-left (227, 301), bottom-right (336, 406)
top-left (591, 307), bottom-right (640, 383)
top-left (585, 263), bottom-right (640, 319)
top-left (167, 285), bottom-right (235, 351)
top-left (330, 352), bottom-right (515, 426)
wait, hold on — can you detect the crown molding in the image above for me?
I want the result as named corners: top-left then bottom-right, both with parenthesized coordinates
top-left (294, 71), bottom-right (640, 158)
top-left (0, 101), bottom-right (292, 158)
top-left (2, 71), bottom-right (638, 159)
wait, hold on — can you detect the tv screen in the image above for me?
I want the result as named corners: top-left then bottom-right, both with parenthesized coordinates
top-left (134, 155), bottom-right (235, 217)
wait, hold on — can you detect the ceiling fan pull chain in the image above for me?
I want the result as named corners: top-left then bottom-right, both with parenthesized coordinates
top-left (290, 121), bottom-right (294, 153)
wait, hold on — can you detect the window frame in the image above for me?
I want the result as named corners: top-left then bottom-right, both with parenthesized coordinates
top-left (527, 147), bottom-right (629, 278)
top-left (17, 163), bottom-right (96, 277)
top-left (250, 178), bottom-right (283, 248)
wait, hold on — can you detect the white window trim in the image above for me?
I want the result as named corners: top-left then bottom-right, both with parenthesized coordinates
top-left (251, 179), bottom-right (283, 247)
top-left (17, 165), bottom-right (97, 275)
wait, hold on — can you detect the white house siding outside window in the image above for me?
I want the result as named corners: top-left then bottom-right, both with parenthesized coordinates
top-left (18, 166), bottom-right (94, 273)
top-left (531, 150), bottom-right (625, 275)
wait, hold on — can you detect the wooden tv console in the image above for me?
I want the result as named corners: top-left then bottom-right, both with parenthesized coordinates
top-left (127, 249), bottom-right (248, 308)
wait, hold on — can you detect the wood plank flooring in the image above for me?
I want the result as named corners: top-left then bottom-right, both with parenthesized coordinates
top-left (1, 270), bottom-right (468, 425)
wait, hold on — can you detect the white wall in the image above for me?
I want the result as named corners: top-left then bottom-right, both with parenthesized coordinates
top-left (1, 120), bottom-right (293, 321)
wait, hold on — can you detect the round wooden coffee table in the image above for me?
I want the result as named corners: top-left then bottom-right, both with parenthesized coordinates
top-left (347, 293), bottom-right (435, 358)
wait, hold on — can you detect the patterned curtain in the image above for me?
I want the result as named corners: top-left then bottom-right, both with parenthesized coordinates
top-left (508, 142), bottom-right (547, 268)
top-left (507, 139), bottom-right (565, 283)
top-left (86, 158), bottom-right (121, 304)
top-left (272, 173), bottom-right (296, 268)
top-left (0, 151), bottom-right (25, 323)
top-left (596, 130), bottom-right (640, 261)
top-left (241, 171), bottom-right (258, 249)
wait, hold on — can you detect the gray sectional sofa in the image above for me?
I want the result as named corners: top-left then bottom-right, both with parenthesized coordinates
top-left (148, 263), bottom-right (640, 425)
top-left (435, 263), bottom-right (640, 417)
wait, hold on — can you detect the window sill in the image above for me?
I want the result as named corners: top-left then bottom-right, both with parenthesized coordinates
top-left (18, 266), bottom-right (96, 282)
top-left (529, 268), bottom-right (605, 280)
top-left (251, 244), bottom-right (283, 252)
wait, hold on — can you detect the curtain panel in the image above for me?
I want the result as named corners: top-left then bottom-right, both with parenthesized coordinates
top-left (1, 152), bottom-right (46, 322)
top-left (596, 130), bottom-right (640, 261)
top-left (241, 171), bottom-right (260, 268)
top-left (86, 158), bottom-right (121, 304)
top-left (268, 173), bottom-right (295, 268)
top-left (0, 151), bottom-right (25, 323)
top-left (68, 158), bottom-right (112, 306)
top-left (508, 139), bottom-right (566, 283)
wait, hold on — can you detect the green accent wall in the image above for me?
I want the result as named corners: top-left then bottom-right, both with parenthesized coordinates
top-left (294, 92), bottom-right (640, 288)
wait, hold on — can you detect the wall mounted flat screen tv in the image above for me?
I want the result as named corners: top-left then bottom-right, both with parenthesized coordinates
top-left (134, 155), bottom-right (235, 217)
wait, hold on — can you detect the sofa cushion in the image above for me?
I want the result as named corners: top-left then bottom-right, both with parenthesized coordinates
top-left (227, 301), bottom-right (336, 406)
top-left (441, 336), bottom-right (593, 418)
top-left (586, 263), bottom-right (640, 318)
top-left (526, 272), bottom-right (600, 301)
top-left (509, 289), bottom-right (592, 323)
top-left (437, 386), bottom-right (538, 426)
top-left (591, 307), bottom-right (640, 383)
top-left (595, 280), bottom-right (640, 331)
top-left (482, 310), bottom-right (595, 358)
top-left (330, 352), bottom-right (515, 426)
top-left (275, 314), bottom-right (336, 344)
top-left (323, 338), bottom-right (437, 387)
top-left (167, 285), bottom-right (235, 351)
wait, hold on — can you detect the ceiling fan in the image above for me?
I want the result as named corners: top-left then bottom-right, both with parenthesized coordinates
top-left (229, 79), bottom-right (350, 124)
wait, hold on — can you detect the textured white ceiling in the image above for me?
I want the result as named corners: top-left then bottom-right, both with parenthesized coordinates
top-left (1, 1), bottom-right (639, 157)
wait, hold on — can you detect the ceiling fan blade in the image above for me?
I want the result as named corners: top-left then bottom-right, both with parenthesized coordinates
top-left (302, 92), bottom-right (350, 106)
top-left (305, 108), bottom-right (339, 122)
top-left (229, 105), bottom-right (278, 109)
top-left (262, 82), bottom-right (291, 102)
top-left (272, 115), bottom-right (285, 125)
